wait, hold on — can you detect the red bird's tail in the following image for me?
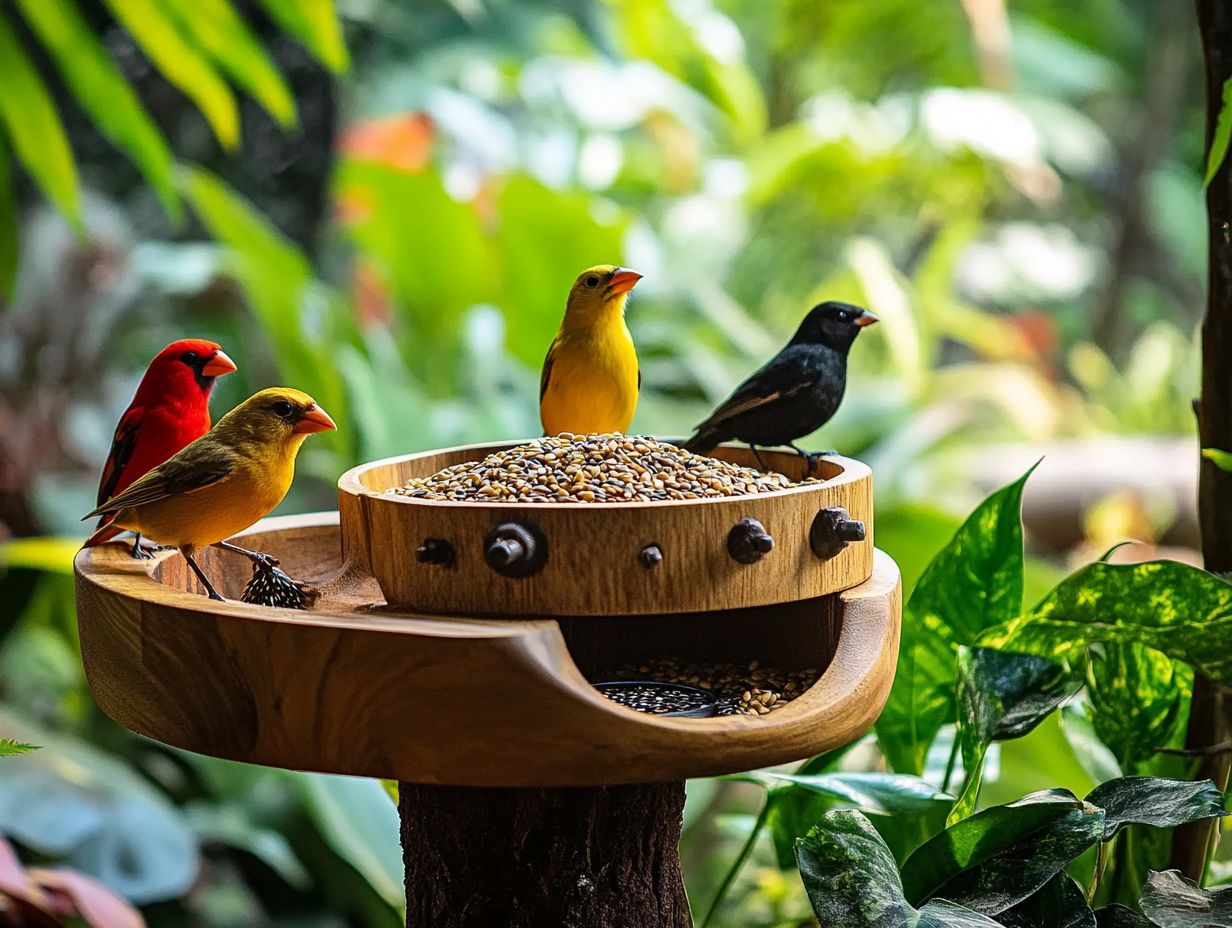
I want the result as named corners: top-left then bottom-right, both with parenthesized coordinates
top-left (83, 518), bottom-right (124, 548)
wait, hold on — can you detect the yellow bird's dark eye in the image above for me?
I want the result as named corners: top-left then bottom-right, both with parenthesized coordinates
top-left (585, 275), bottom-right (600, 288)
top-left (272, 400), bottom-right (294, 419)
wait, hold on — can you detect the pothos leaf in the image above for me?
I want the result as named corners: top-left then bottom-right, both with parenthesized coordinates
top-left (1085, 777), bottom-right (1227, 841)
top-left (998, 873), bottom-right (1095, 928)
top-left (1203, 447), bottom-right (1232, 472)
top-left (1205, 78), bottom-right (1232, 186)
top-left (1138, 869), bottom-right (1232, 927)
top-left (1084, 645), bottom-right (1189, 769)
top-left (978, 561), bottom-right (1232, 687)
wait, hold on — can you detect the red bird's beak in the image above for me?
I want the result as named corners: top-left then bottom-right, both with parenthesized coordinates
top-left (202, 350), bottom-right (238, 377)
top-left (855, 311), bottom-right (879, 327)
top-left (293, 404), bottom-right (337, 434)
top-left (606, 268), bottom-right (643, 296)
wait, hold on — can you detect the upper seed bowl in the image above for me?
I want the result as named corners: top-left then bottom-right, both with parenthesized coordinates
top-left (337, 439), bottom-right (874, 616)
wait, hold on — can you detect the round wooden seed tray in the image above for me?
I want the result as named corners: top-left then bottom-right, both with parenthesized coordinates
top-left (338, 441), bottom-right (874, 616)
top-left (74, 512), bottom-right (901, 787)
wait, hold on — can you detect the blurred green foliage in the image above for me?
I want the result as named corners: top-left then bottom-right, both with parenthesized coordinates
top-left (0, 0), bottom-right (1221, 925)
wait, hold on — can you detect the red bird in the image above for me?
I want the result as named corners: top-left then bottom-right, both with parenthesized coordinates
top-left (85, 339), bottom-right (237, 557)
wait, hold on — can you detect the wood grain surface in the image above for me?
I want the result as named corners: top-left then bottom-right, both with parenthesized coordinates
top-left (338, 441), bottom-right (874, 616)
top-left (74, 512), bottom-right (900, 787)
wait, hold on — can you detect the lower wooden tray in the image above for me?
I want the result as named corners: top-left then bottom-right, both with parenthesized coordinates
top-left (73, 513), bottom-right (901, 787)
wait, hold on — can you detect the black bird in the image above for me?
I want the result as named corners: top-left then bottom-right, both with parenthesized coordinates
top-left (682, 301), bottom-right (878, 473)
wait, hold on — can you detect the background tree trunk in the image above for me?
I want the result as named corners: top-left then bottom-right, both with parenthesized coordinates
top-left (1172, 0), bottom-right (1232, 880)
top-left (399, 781), bottom-right (692, 928)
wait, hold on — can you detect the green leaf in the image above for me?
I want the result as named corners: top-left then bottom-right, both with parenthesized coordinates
top-left (951, 648), bottom-right (1079, 822)
top-left (0, 537), bottom-right (82, 574)
top-left (1205, 78), bottom-right (1232, 186)
top-left (0, 709), bottom-right (198, 902)
top-left (998, 873), bottom-right (1095, 928)
top-left (900, 789), bottom-right (1083, 905)
top-left (1139, 869), bottom-right (1232, 927)
top-left (183, 801), bottom-right (309, 888)
top-left (0, 739), bottom-right (38, 758)
top-left (0, 15), bottom-right (80, 229)
top-left (1085, 646), bottom-right (1189, 769)
top-left (979, 561), bottom-right (1232, 686)
top-left (1093, 904), bottom-right (1155, 927)
top-left (0, 138), bottom-right (16, 301)
top-left (935, 805), bottom-right (1105, 915)
top-left (162, 0), bottom-right (298, 128)
top-left (381, 780), bottom-right (398, 804)
top-left (796, 810), bottom-right (1003, 928)
top-left (731, 770), bottom-right (954, 867)
top-left (878, 464), bottom-right (1037, 774)
top-left (103, 0), bottom-right (240, 149)
top-left (15, 0), bottom-right (179, 218)
top-left (1085, 778), bottom-right (1227, 841)
top-left (1203, 448), bottom-right (1232, 472)
top-left (296, 774), bottom-right (403, 910)
top-left (256, 0), bottom-right (349, 72)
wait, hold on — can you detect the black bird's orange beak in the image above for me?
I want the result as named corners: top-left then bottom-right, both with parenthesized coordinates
top-left (606, 268), bottom-right (643, 296)
top-left (202, 350), bottom-right (238, 377)
top-left (855, 311), bottom-right (879, 327)
top-left (293, 404), bottom-right (337, 434)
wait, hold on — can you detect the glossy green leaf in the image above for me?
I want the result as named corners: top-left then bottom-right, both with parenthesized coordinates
top-left (0, 139), bottom-right (16, 301)
top-left (901, 789), bottom-right (1082, 905)
top-left (381, 780), bottom-right (398, 804)
top-left (1139, 869), bottom-right (1232, 927)
top-left (796, 811), bottom-right (1003, 928)
top-left (1085, 646), bottom-right (1189, 769)
top-left (998, 873), bottom-right (1095, 928)
top-left (0, 739), bottom-right (38, 758)
top-left (740, 772), bottom-right (956, 815)
top-left (103, 0), bottom-right (240, 148)
top-left (1205, 78), bottom-right (1232, 186)
top-left (1085, 777), bottom-right (1226, 841)
top-left (0, 16), bottom-right (80, 228)
top-left (937, 805), bottom-right (1105, 915)
top-left (951, 648), bottom-right (1078, 822)
top-left (1203, 448), bottom-right (1232, 472)
top-left (257, 0), bottom-right (349, 72)
top-left (0, 710), bottom-right (198, 902)
top-left (879, 464), bottom-right (1036, 774)
top-left (979, 561), bottom-right (1232, 686)
top-left (15, 0), bottom-right (179, 218)
top-left (183, 801), bottom-right (309, 888)
top-left (297, 774), bottom-right (403, 909)
top-left (1093, 904), bottom-right (1155, 928)
top-left (163, 0), bottom-right (298, 128)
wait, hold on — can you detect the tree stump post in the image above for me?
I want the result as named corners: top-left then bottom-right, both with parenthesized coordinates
top-left (398, 781), bottom-right (692, 928)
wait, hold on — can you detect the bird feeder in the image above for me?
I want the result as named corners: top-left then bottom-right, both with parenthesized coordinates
top-left (74, 442), bottom-right (901, 927)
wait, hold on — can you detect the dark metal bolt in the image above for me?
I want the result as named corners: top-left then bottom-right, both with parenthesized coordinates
top-left (727, 518), bottom-right (774, 564)
top-left (415, 538), bottom-right (455, 567)
top-left (483, 521), bottom-right (548, 578)
top-left (640, 544), bottom-right (663, 569)
top-left (810, 507), bottom-right (866, 560)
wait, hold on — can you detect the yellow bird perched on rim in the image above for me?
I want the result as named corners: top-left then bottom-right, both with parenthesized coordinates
top-left (539, 265), bottom-right (643, 436)
top-left (83, 387), bottom-right (336, 601)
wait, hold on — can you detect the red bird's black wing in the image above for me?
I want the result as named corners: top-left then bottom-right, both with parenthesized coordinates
top-left (97, 409), bottom-right (143, 507)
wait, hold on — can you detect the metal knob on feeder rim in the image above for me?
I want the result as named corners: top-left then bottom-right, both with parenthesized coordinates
top-left (810, 506), bottom-right (866, 560)
top-left (484, 521), bottom-right (548, 578)
top-left (415, 538), bottom-right (455, 567)
top-left (727, 518), bottom-right (774, 564)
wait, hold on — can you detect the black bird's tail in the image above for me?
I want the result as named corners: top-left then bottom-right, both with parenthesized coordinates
top-left (680, 427), bottom-right (726, 455)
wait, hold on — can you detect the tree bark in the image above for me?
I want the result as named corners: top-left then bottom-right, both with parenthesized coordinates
top-left (399, 781), bottom-right (692, 928)
top-left (1172, 0), bottom-right (1232, 880)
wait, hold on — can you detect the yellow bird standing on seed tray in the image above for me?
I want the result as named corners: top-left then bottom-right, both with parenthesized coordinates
top-left (539, 265), bottom-right (643, 436)
top-left (83, 387), bottom-right (336, 601)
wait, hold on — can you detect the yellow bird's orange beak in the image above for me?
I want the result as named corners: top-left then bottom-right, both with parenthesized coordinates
top-left (855, 311), bottom-right (879, 327)
top-left (606, 268), bottom-right (643, 296)
top-left (202, 350), bottom-right (238, 377)
top-left (293, 404), bottom-right (337, 434)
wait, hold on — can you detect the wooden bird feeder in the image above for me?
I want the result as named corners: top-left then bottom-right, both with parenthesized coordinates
top-left (74, 442), bottom-right (901, 927)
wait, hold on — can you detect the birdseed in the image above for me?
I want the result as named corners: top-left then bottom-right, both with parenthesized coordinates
top-left (593, 681), bottom-right (716, 717)
top-left (390, 433), bottom-right (814, 503)
top-left (600, 658), bottom-right (821, 717)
